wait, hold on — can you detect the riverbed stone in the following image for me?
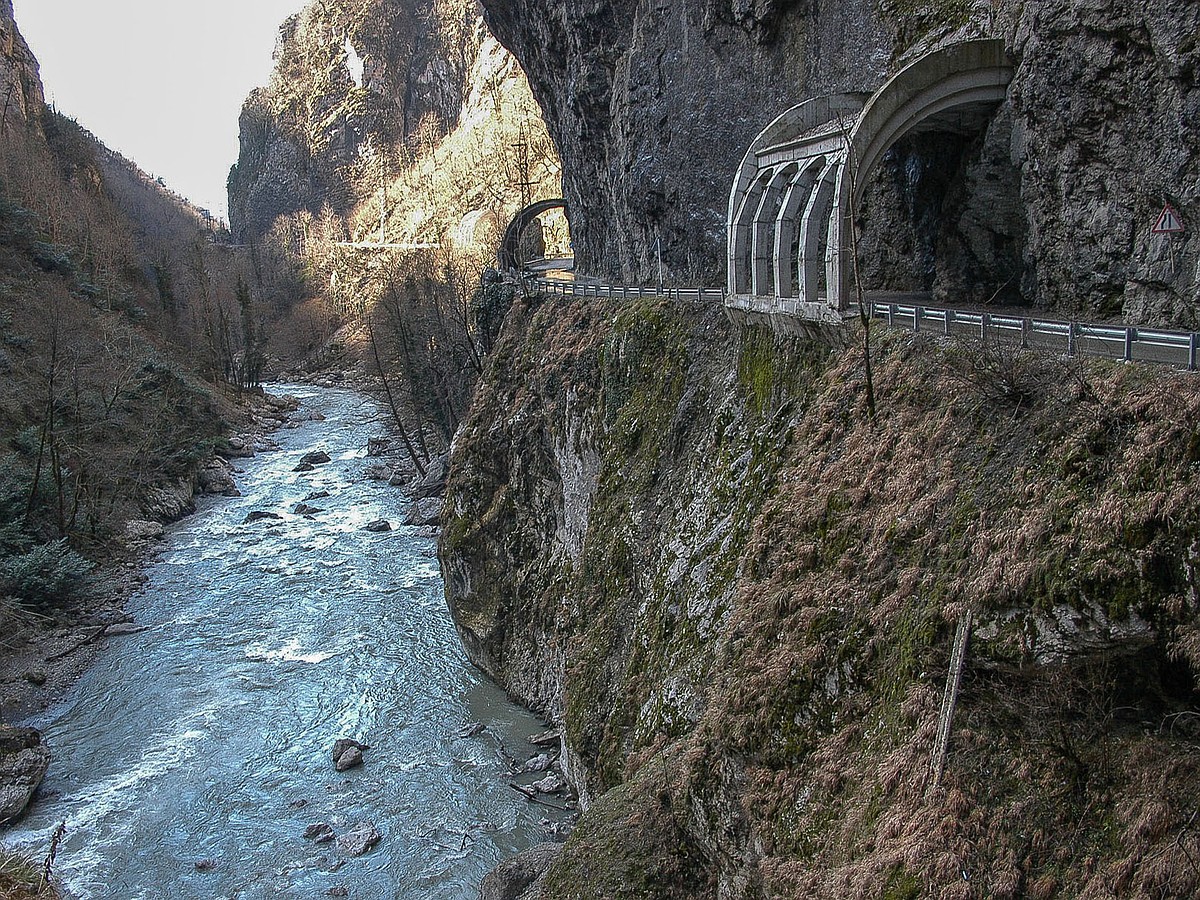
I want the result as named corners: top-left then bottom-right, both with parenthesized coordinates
top-left (299, 450), bottom-right (332, 466)
top-left (331, 739), bottom-right (369, 770)
top-left (531, 772), bottom-right (566, 795)
top-left (336, 821), bottom-right (381, 856)
top-left (364, 519), bottom-right (392, 533)
top-left (404, 497), bottom-right (442, 527)
top-left (244, 510), bottom-right (283, 524)
top-left (0, 726), bottom-right (50, 825)
top-left (197, 457), bottom-right (240, 496)
top-left (522, 753), bottom-right (554, 773)
top-left (335, 746), bottom-right (364, 772)
top-left (479, 843), bottom-right (561, 900)
top-left (304, 822), bottom-right (336, 843)
top-left (294, 502), bottom-right (324, 515)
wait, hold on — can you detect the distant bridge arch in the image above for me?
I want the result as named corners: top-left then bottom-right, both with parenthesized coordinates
top-left (727, 40), bottom-right (1015, 320)
top-left (498, 199), bottom-right (570, 270)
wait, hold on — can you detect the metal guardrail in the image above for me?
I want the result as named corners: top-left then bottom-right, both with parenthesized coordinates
top-left (869, 300), bottom-right (1200, 370)
top-left (526, 276), bottom-right (723, 305)
top-left (524, 276), bottom-right (1200, 372)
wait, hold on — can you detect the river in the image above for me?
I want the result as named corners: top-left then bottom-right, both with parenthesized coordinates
top-left (5, 385), bottom-right (563, 899)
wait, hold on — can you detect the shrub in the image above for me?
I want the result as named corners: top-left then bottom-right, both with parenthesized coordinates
top-left (0, 540), bottom-right (93, 608)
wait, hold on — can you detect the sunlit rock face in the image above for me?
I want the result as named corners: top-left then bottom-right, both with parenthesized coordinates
top-left (228, 0), bottom-right (485, 243)
top-left (481, 0), bottom-right (1200, 323)
top-left (0, 0), bottom-right (46, 131)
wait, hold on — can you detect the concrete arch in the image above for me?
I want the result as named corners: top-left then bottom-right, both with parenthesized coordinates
top-left (727, 40), bottom-right (1014, 317)
top-left (498, 199), bottom-right (569, 270)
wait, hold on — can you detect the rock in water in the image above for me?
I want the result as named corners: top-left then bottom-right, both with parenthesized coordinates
top-left (531, 772), bottom-right (566, 795)
top-left (522, 753), bottom-right (554, 773)
top-left (304, 822), bottom-right (336, 843)
top-left (331, 738), bottom-right (369, 771)
top-left (0, 727), bottom-right (51, 825)
top-left (335, 746), bottom-right (364, 772)
top-left (197, 457), bottom-right (240, 496)
top-left (336, 821), bottom-right (381, 856)
top-left (299, 450), bottom-right (332, 466)
top-left (528, 729), bottom-right (560, 748)
top-left (479, 843), bottom-right (561, 900)
top-left (410, 452), bottom-right (449, 499)
top-left (364, 519), bottom-right (392, 533)
top-left (293, 503), bottom-right (324, 515)
top-left (404, 497), bottom-right (442, 527)
top-left (457, 722), bottom-right (486, 738)
top-left (244, 510), bottom-right (283, 524)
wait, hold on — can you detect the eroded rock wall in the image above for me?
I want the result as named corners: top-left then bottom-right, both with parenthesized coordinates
top-left (442, 292), bottom-right (1200, 897)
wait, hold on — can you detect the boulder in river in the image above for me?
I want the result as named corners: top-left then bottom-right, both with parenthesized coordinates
top-left (304, 490), bottom-right (331, 502)
top-left (197, 457), bottom-right (240, 496)
top-left (299, 450), bottom-right (332, 466)
top-left (336, 821), bottom-right (381, 857)
top-left (244, 510), bottom-right (283, 524)
top-left (479, 843), bottom-right (561, 900)
top-left (293, 462), bottom-right (315, 473)
top-left (403, 497), bottom-right (442, 527)
top-left (332, 738), bottom-right (369, 772)
top-left (367, 437), bottom-right (393, 456)
top-left (0, 726), bottom-right (51, 825)
top-left (458, 722), bottom-right (486, 738)
top-left (294, 503), bottom-right (323, 516)
top-left (410, 453), bottom-right (449, 500)
top-left (531, 772), bottom-right (566, 795)
top-left (364, 519), bottom-right (392, 533)
top-left (335, 746), bottom-right (364, 772)
top-left (522, 753), bottom-right (554, 774)
top-left (528, 730), bottom-right (560, 748)
top-left (304, 822), bottom-right (336, 843)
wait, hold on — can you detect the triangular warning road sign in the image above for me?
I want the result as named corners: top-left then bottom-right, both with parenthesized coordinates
top-left (1153, 204), bottom-right (1185, 234)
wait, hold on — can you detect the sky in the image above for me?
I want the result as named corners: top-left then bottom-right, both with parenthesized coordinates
top-left (14, 0), bottom-right (309, 223)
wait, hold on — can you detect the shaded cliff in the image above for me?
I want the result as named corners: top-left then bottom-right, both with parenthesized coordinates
top-left (480, 0), bottom-right (1200, 323)
top-left (442, 292), bottom-right (1200, 897)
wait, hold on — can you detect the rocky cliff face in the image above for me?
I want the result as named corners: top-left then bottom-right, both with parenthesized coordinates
top-left (228, 0), bottom-right (484, 242)
top-left (0, 0), bottom-right (44, 131)
top-left (443, 293), bottom-right (1200, 898)
top-left (481, 0), bottom-right (1200, 323)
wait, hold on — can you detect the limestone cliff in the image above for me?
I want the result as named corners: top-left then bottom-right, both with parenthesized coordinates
top-left (0, 0), bottom-right (44, 131)
top-left (442, 293), bottom-right (1200, 897)
top-left (229, 0), bottom-right (484, 241)
top-left (228, 0), bottom-right (557, 248)
top-left (480, 0), bottom-right (1200, 324)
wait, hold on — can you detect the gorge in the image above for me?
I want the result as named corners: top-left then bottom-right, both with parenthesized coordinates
top-left (2, 0), bottom-right (1199, 898)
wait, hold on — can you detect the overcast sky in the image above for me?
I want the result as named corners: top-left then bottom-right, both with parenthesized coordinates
top-left (15, 0), bottom-right (308, 222)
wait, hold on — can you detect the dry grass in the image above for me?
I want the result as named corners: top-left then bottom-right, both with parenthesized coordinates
top-left (0, 848), bottom-right (59, 900)
top-left (474, 305), bottom-right (1200, 898)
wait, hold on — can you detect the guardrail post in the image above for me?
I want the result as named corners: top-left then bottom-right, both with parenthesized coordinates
top-left (1021, 318), bottom-right (1030, 349)
top-left (943, 309), bottom-right (952, 336)
top-left (1067, 322), bottom-right (1077, 356)
top-left (1124, 327), bottom-right (1134, 362)
top-left (981, 313), bottom-right (991, 341)
top-left (914, 306), bottom-right (923, 334)
top-left (888, 303), bottom-right (895, 326)
top-left (1191, 334), bottom-right (1198, 371)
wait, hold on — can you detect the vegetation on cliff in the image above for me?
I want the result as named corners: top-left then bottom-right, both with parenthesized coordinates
top-left (228, 0), bottom-right (562, 458)
top-left (443, 289), bottom-right (1200, 898)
